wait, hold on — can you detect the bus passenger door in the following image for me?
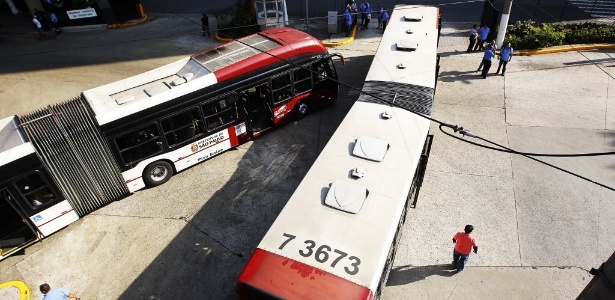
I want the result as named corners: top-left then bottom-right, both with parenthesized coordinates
top-left (311, 58), bottom-right (339, 109)
top-left (238, 83), bottom-right (274, 136)
top-left (0, 189), bottom-right (38, 258)
top-left (11, 171), bottom-right (79, 237)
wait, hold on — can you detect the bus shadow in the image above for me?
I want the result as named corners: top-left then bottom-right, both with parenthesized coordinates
top-left (386, 264), bottom-right (457, 286)
top-left (115, 54), bottom-right (375, 300)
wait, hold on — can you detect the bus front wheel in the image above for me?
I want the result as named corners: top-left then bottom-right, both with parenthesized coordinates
top-left (143, 161), bottom-right (174, 187)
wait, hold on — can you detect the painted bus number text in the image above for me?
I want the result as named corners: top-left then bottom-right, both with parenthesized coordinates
top-left (279, 233), bottom-right (361, 275)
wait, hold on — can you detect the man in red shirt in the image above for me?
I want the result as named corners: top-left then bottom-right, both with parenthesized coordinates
top-left (452, 225), bottom-right (478, 272)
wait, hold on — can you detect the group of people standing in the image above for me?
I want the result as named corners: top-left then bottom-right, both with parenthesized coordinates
top-left (468, 23), bottom-right (514, 79)
top-left (343, 0), bottom-right (389, 37)
top-left (32, 8), bottom-right (61, 39)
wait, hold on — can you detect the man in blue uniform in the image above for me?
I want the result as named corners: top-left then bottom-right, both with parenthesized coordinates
top-left (496, 42), bottom-right (513, 76)
top-left (381, 9), bottom-right (389, 31)
top-left (344, 5), bottom-right (353, 37)
top-left (40, 283), bottom-right (80, 300)
top-left (474, 24), bottom-right (490, 51)
top-left (481, 44), bottom-right (495, 79)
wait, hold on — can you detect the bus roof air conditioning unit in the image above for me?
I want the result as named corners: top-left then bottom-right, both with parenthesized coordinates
top-left (404, 14), bottom-right (423, 21)
top-left (324, 180), bottom-right (368, 214)
top-left (396, 40), bottom-right (419, 51)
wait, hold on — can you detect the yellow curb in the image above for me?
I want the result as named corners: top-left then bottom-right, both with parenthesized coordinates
top-left (0, 281), bottom-right (31, 300)
top-left (214, 32), bottom-right (233, 42)
top-left (322, 25), bottom-right (358, 47)
top-left (517, 43), bottom-right (615, 56)
top-left (108, 4), bottom-right (148, 29)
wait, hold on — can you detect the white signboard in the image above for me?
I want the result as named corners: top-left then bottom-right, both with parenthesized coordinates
top-left (67, 8), bottom-right (97, 20)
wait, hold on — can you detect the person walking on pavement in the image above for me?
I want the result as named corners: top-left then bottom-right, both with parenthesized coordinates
top-left (377, 5), bottom-right (384, 29)
top-left (474, 24), bottom-right (490, 51)
top-left (360, 0), bottom-right (371, 30)
top-left (344, 5), bottom-right (353, 37)
top-left (359, 0), bottom-right (366, 28)
top-left (201, 13), bottom-right (210, 37)
top-left (476, 39), bottom-right (497, 72)
top-left (467, 24), bottom-right (478, 53)
top-left (49, 12), bottom-right (61, 35)
top-left (39, 283), bottom-right (81, 300)
top-left (350, 0), bottom-right (358, 27)
top-left (32, 15), bottom-right (44, 39)
top-left (381, 9), bottom-right (389, 32)
top-left (361, 1), bottom-right (372, 30)
top-left (496, 42), bottom-right (513, 75)
top-left (452, 225), bottom-right (478, 272)
top-left (481, 44), bottom-right (495, 79)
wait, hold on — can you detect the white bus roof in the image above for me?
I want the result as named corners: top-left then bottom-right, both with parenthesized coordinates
top-left (82, 34), bottom-right (282, 126)
top-left (257, 5), bottom-right (439, 292)
top-left (0, 116), bottom-right (36, 167)
top-left (82, 57), bottom-right (217, 126)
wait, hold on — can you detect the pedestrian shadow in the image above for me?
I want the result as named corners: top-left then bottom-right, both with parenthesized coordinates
top-left (438, 70), bottom-right (483, 84)
top-left (386, 264), bottom-right (457, 287)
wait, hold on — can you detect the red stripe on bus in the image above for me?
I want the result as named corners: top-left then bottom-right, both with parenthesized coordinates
top-left (228, 125), bottom-right (239, 147)
top-left (36, 209), bottom-right (74, 228)
top-left (237, 248), bottom-right (373, 300)
top-left (125, 176), bottom-right (142, 184)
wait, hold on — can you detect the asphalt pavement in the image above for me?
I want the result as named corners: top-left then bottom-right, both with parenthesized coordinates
top-left (1, 6), bottom-right (615, 300)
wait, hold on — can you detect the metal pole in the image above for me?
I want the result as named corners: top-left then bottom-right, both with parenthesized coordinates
top-left (496, 0), bottom-right (513, 47)
top-left (306, 0), bottom-right (309, 32)
top-left (559, 1), bottom-right (568, 22)
top-left (6, 0), bottom-right (19, 14)
top-left (533, 0), bottom-right (541, 20)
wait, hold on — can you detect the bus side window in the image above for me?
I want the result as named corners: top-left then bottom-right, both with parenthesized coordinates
top-left (203, 94), bottom-right (239, 132)
top-left (115, 124), bottom-right (163, 165)
top-left (272, 73), bottom-right (292, 105)
top-left (161, 107), bottom-right (203, 146)
top-left (14, 172), bottom-right (56, 209)
top-left (293, 66), bottom-right (312, 95)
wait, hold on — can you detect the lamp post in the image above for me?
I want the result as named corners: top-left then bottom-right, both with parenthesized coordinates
top-left (496, 0), bottom-right (513, 47)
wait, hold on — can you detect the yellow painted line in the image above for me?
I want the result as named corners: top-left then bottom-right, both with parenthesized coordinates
top-left (0, 281), bottom-right (31, 300)
top-left (518, 43), bottom-right (615, 56)
top-left (322, 25), bottom-right (358, 47)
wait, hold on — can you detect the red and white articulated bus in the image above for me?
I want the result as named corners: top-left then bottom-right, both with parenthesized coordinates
top-left (237, 5), bottom-right (441, 299)
top-left (0, 27), bottom-right (343, 260)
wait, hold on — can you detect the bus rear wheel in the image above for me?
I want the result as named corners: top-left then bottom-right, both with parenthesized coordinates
top-left (143, 161), bottom-right (174, 187)
top-left (295, 101), bottom-right (309, 119)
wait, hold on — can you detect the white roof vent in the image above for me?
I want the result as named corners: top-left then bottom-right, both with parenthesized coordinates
top-left (396, 40), bottom-right (418, 51)
top-left (324, 180), bottom-right (369, 214)
top-left (405, 14), bottom-right (423, 21)
top-left (171, 72), bottom-right (195, 86)
top-left (115, 95), bottom-right (135, 105)
top-left (351, 167), bottom-right (366, 178)
top-left (353, 136), bottom-right (389, 162)
top-left (406, 29), bottom-right (413, 34)
top-left (381, 111), bottom-right (393, 119)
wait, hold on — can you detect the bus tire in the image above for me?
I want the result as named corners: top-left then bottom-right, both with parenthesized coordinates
top-left (295, 101), bottom-right (309, 119)
top-left (143, 161), bottom-right (174, 187)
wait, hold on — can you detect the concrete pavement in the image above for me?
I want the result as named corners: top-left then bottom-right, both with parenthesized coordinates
top-left (1, 10), bottom-right (614, 300)
top-left (385, 21), bottom-right (614, 299)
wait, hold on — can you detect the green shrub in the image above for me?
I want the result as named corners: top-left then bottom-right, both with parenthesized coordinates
top-left (505, 20), bottom-right (615, 49)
